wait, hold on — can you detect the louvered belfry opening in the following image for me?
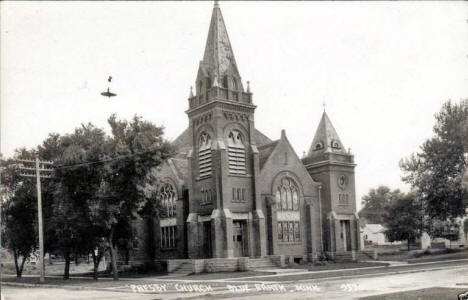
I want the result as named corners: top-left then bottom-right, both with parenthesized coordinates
top-left (199, 132), bottom-right (212, 177)
top-left (227, 130), bottom-right (246, 175)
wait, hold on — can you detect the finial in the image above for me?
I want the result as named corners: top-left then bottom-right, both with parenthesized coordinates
top-left (213, 75), bottom-right (219, 87)
top-left (322, 100), bottom-right (326, 112)
top-left (246, 80), bottom-right (250, 93)
top-left (189, 86), bottom-right (194, 97)
top-left (214, 0), bottom-right (219, 7)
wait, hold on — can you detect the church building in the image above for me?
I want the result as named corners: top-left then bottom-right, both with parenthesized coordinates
top-left (138, 2), bottom-right (360, 265)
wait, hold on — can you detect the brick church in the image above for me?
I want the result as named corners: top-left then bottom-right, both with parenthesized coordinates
top-left (132, 2), bottom-right (360, 265)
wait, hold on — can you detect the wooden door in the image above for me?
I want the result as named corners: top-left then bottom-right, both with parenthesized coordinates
top-left (232, 221), bottom-right (244, 257)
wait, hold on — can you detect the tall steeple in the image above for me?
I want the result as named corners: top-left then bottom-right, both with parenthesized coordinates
top-left (307, 111), bottom-right (347, 157)
top-left (195, 1), bottom-right (243, 95)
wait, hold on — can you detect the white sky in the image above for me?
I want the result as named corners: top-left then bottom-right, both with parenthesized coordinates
top-left (1, 1), bottom-right (468, 208)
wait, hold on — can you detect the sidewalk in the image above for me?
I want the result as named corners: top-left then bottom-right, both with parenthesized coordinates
top-left (3, 258), bottom-right (468, 296)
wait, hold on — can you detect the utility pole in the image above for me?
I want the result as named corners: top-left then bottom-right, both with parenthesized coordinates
top-left (18, 158), bottom-right (53, 283)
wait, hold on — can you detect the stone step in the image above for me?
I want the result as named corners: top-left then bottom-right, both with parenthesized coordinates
top-left (170, 262), bottom-right (193, 274)
top-left (248, 258), bottom-right (277, 268)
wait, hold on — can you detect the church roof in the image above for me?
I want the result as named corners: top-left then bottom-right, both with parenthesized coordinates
top-left (258, 140), bottom-right (279, 169)
top-left (199, 1), bottom-right (242, 86)
top-left (170, 158), bottom-right (189, 182)
top-left (171, 127), bottom-right (192, 158)
top-left (307, 111), bottom-right (347, 157)
top-left (253, 129), bottom-right (273, 146)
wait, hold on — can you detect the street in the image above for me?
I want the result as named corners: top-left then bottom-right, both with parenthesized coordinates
top-left (3, 260), bottom-right (468, 300)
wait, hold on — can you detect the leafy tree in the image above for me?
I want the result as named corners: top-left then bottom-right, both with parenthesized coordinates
top-left (359, 186), bottom-right (403, 224)
top-left (383, 193), bottom-right (423, 251)
top-left (50, 124), bottom-right (108, 279)
top-left (401, 100), bottom-right (468, 235)
top-left (4, 185), bottom-right (37, 277)
top-left (2, 151), bottom-right (38, 278)
top-left (95, 114), bottom-right (173, 280)
top-left (2, 115), bottom-right (172, 281)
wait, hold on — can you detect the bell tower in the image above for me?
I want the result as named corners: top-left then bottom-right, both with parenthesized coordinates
top-left (302, 111), bottom-right (360, 254)
top-left (185, 1), bottom-right (266, 259)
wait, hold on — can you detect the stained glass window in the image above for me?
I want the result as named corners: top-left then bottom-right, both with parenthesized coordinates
top-left (276, 178), bottom-right (299, 211)
top-left (159, 183), bottom-right (176, 217)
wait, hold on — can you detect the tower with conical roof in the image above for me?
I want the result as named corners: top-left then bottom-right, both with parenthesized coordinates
top-left (302, 111), bottom-right (360, 254)
top-left (185, 1), bottom-right (266, 259)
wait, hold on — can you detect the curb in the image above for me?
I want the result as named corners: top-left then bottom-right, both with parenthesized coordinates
top-left (283, 264), bottom-right (468, 284)
top-left (1, 282), bottom-right (125, 293)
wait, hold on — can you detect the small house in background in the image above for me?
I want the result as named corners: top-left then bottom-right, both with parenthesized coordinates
top-left (360, 224), bottom-right (402, 248)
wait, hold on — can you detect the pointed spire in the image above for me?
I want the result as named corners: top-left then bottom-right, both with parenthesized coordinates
top-left (307, 111), bottom-right (347, 157)
top-left (189, 86), bottom-right (194, 97)
top-left (199, 1), bottom-right (243, 90)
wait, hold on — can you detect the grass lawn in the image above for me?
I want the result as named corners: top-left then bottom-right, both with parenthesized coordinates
top-left (407, 251), bottom-right (468, 264)
top-left (359, 287), bottom-right (468, 300)
top-left (377, 249), bottom-right (468, 263)
top-left (172, 270), bottom-right (273, 280)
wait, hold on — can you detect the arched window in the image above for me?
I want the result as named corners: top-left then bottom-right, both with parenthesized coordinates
top-left (226, 130), bottom-right (246, 175)
top-left (276, 177), bottom-right (299, 211)
top-left (222, 75), bottom-right (229, 88)
top-left (276, 177), bottom-right (301, 243)
top-left (159, 183), bottom-right (177, 218)
top-left (199, 132), bottom-right (212, 177)
top-left (232, 77), bottom-right (237, 90)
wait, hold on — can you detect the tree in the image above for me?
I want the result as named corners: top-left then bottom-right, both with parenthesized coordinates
top-left (2, 115), bottom-right (172, 281)
top-left (50, 124), bottom-right (108, 279)
top-left (359, 186), bottom-right (403, 224)
top-left (95, 114), bottom-right (173, 280)
top-left (383, 193), bottom-right (423, 251)
top-left (401, 100), bottom-right (468, 236)
top-left (2, 152), bottom-right (38, 278)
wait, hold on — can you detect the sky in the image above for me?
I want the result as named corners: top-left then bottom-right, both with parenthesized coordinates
top-left (1, 1), bottom-right (468, 209)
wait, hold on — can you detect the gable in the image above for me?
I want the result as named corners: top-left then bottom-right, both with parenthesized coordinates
top-left (157, 158), bottom-right (186, 191)
top-left (259, 131), bottom-right (320, 197)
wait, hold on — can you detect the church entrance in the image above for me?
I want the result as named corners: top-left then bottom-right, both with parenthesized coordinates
top-left (232, 221), bottom-right (245, 257)
top-left (203, 221), bottom-right (212, 258)
top-left (340, 220), bottom-right (352, 251)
